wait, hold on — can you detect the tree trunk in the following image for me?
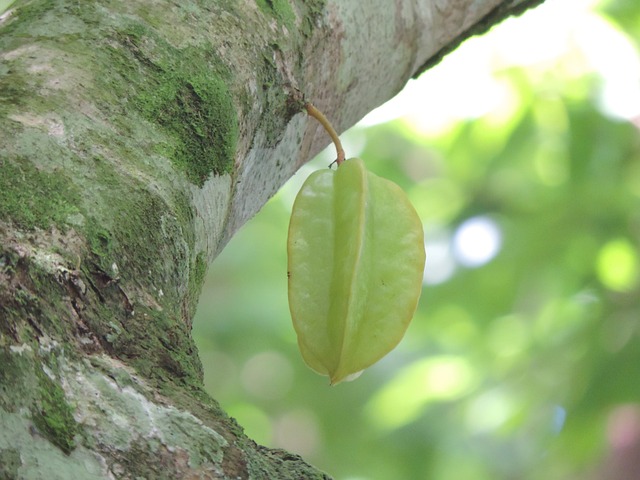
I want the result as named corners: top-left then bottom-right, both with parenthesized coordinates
top-left (0, 0), bottom-right (542, 478)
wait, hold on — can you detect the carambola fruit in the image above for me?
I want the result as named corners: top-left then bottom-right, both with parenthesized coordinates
top-left (288, 157), bottom-right (426, 384)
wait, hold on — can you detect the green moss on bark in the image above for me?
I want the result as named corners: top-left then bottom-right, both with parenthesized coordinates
top-left (256, 0), bottom-right (296, 31)
top-left (299, 0), bottom-right (327, 37)
top-left (0, 348), bottom-right (34, 413)
top-left (0, 1), bottom-right (86, 39)
top-left (107, 305), bottom-right (204, 387)
top-left (0, 70), bottom-right (29, 118)
top-left (81, 175), bottom-right (204, 387)
top-left (84, 179), bottom-right (169, 280)
top-left (191, 252), bottom-right (206, 297)
top-left (138, 73), bottom-right (237, 186)
top-left (0, 254), bottom-right (74, 343)
top-left (99, 22), bottom-right (238, 187)
top-left (0, 157), bottom-right (81, 231)
top-left (32, 366), bottom-right (78, 455)
top-left (1, 346), bottom-right (80, 456)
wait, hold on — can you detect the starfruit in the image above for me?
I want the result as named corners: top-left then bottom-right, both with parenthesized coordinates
top-left (287, 157), bottom-right (425, 384)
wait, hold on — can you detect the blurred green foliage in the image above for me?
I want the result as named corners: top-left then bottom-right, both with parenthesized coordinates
top-left (193, 4), bottom-right (640, 479)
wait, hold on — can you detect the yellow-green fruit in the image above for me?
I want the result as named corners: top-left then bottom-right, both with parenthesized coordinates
top-left (287, 158), bottom-right (425, 385)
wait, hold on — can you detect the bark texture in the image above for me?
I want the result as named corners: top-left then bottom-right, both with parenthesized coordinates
top-left (0, 0), bottom-right (542, 478)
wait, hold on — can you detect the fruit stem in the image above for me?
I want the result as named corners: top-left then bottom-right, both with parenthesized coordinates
top-left (305, 102), bottom-right (345, 166)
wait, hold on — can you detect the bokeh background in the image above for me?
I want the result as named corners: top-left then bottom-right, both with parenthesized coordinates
top-left (193, 0), bottom-right (640, 478)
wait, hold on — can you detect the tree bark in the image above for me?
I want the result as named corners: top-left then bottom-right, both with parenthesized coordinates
top-left (0, 0), bottom-right (542, 478)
